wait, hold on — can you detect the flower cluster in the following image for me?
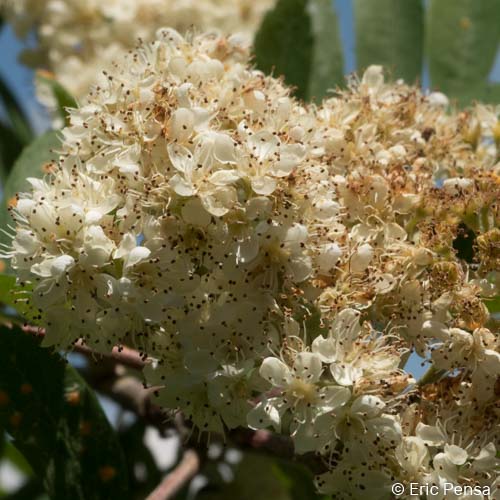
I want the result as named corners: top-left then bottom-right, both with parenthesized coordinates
top-left (0, 0), bottom-right (274, 110)
top-left (3, 31), bottom-right (499, 499)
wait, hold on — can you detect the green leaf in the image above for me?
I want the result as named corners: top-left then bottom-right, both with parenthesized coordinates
top-left (0, 326), bottom-right (129, 500)
top-left (2, 131), bottom-right (60, 205)
top-left (0, 131), bottom-right (61, 263)
top-left (35, 72), bottom-right (77, 126)
top-left (3, 441), bottom-right (33, 477)
top-left (272, 459), bottom-right (327, 500)
top-left (354, 0), bottom-right (424, 83)
top-left (477, 83), bottom-right (500, 104)
top-left (0, 123), bottom-right (24, 182)
top-left (198, 453), bottom-right (290, 500)
top-left (485, 295), bottom-right (500, 315)
top-left (450, 82), bottom-right (500, 106)
top-left (0, 274), bottom-right (16, 305)
top-left (0, 77), bottom-right (33, 145)
top-left (0, 274), bottom-right (32, 319)
top-left (307, 0), bottom-right (344, 101)
top-left (254, 0), bottom-right (344, 101)
top-left (427, 0), bottom-right (500, 99)
top-left (254, 0), bottom-right (313, 100)
top-left (198, 453), bottom-right (325, 500)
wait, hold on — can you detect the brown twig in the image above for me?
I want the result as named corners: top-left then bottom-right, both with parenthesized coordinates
top-left (74, 341), bottom-right (146, 370)
top-left (228, 428), bottom-right (325, 474)
top-left (229, 428), bottom-right (294, 459)
top-left (20, 324), bottom-right (324, 475)
top-left (20, 325), bottom-right (146, 370)
top-left (100, 373), bottom-right (173, 433)
top-left (146, 449), bottom-right (200, 500)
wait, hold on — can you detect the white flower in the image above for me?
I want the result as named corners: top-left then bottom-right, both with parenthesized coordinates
top-left (81, 225), bottom-right (116, 267)
top-left (3, 33), bottom-right (498, 499)
top-left (350, 243), bottom-right (374, 273)
top-left (431, 327), bottom-right (500, 401)
top-left (395, 436), bottom-right (431, 479)
top-left (361, 65), bottom-right (384, 94)
top-left (31, 254), bottom-right (75, 279)
top-left (312, 309), bottom-right (400, 386)
top-left (247, 353), bottom-right (350, 450)
top-left (238, 222), bottom-right (312, 282)
top-left (4, 0), bottom-right (276, 108)
top-left (207, 362), bottom-right (257, 430)
top-left (315, 459), bottom-right (392, 499)
top-left (316, 242), bottom-right (342, 273)
top-left (427, 91), bottom-right (449, 107)
top-left (415, 422), bottom-right (447, 446)
top-left (312, 395), bottom-right (401, 457)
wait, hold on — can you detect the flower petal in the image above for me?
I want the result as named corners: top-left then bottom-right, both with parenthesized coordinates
top-left (293, 352), bottom-right (322, 383)
top-left (319, 385), bottom-right (351, 413)
top-left (444, 444), bottom-right (468, 466)
top-left (330, 363), bottom-right (362, 386)
top-left (350, 395), bottom-right (385, 417)
top-left (251, 176), bottom-right (277, 195)
top-left (170, 174), bottom-right (195, 196)
top-left (247, 400), bottom-right (281, 432)
top-left (416, 423), bottom-right (446, 446)
top-left (311, 336), bottom-right (337, 363)
top-left (259, 357), bottom-right (291, 386)
top-left (125, 246), bottom-right (151, 268)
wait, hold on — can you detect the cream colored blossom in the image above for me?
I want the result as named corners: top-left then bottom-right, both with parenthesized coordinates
top-left (1, 0), bottom-right (275, 113)
top-left (2, 39), bottom-right (499, 497)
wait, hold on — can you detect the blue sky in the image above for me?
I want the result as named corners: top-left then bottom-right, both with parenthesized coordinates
top-left (0, 25), bottom-right (49, 132)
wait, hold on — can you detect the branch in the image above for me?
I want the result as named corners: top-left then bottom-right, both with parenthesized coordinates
top-left (146, 449), bottom-right (200, 500)
top-left (85, 363), bottom-right (324, 470)
top-left (93, 370), bottom-right (324, 472)
top-left (20, 325), bottom-right (146, 370)
top-left (74, 341), bottom-right (146, 371)
top-left (100, 374), bottom-right (173, 433)
top-left (20, 324), bottom-right (323, 473)
top-left (228, 428), bottom-right (325, 474)
top-left (229, 428), bottom-right (294, 459)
